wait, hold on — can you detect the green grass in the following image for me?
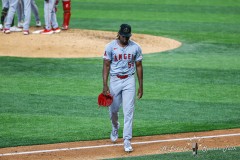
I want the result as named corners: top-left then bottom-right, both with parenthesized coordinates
top-left (0, 0), bottom-right (240, 148)
top-left (107, 147), bottom-right (240, 160)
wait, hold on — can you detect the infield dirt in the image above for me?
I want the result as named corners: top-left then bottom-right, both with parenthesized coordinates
top-left (0, 28), bottom-right (181, 58)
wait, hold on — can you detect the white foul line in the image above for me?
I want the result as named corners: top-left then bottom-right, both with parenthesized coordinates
top-left (0, 133), bottom-right (239, 157)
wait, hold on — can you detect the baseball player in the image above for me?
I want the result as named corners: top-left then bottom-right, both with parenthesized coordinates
top-left (41, 0), bottom-right (60, 34)
top-left (102, 24), bottom-right (143, 152)
top-left (61, 0), bottom-right (70, 30)
top-left (55, 0), bottom-right (71, 30)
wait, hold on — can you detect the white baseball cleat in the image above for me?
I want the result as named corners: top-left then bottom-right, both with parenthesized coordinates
top-left (62, 25), bottom-right (69, 30)
top-left (18, 21), bottom-right (23, 28)
top-left (36, 21), bottom-right (41, 27)
top-left (3, 28), bottom-right (10, 34)
top-left (10, 26), bottom-right (22, 32)
top-left (32, 29), bottom-right (44, 34)
top-left (110, 122), bottom-right (120, 142)
top-left (23, 30), bottom-right (29, 35)
top-left (0, 24), bottom-right (3, 30)
top-left (124, 140), bottom-right (133, 152)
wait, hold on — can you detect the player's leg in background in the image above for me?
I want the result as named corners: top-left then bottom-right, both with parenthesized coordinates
top-left (62, 0), bottom-right (70, 30)
top-left (31, 0), bottom-right (41, 27)
top-left (44, 0), bottom-right (55, 30)
top-left (4, 0), bottom-right (18, 31)
top-left (51, 0), bottom-right (60, 32)
top-left (23, 0), bottom-right (31, 34)
top-left (1, 0), bottom-right (9, 29)
top-left (16, 0), bottom-right (24, 28)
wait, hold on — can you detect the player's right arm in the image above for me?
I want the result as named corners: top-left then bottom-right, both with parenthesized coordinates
top-left (102, 59), bottom-right (110, 95)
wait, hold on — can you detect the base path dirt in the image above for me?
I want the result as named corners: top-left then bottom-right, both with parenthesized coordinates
top-left (0, 129), bottom-right (239, 160)
top-left (0, 28), bottom-right (181, 58)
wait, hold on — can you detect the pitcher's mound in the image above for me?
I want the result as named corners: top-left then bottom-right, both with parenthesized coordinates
top-left (0, 29), bottom-right (181, 58)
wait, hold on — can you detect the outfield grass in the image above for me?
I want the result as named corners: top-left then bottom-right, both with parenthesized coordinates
top-left (0, 0), bottom-right (240, 148)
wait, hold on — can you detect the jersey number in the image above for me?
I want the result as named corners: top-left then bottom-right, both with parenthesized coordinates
top-left (128, 62), bottom-right (134, 68)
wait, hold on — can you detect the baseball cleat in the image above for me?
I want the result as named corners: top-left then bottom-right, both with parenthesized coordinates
top-left (32, 29), bottom-right (44, 34)
top-left (62, 25), bottom-right (69, 30)
top-left (36, 21), bottom-right (41, 27)
top-left (10, 26), bottom-right (22, 32)
top-left (53, 27), bottom-right (61, 33)
top-left (3, 28), bottom-right (10, 34)
top-left (41, 29), bottom-right (53, 35)
top-left (110, 122), bottom-right (120, 142)
top-left (124, 140), bottom-right (133, 152)
top-left (18, 22), bottom-right (23, 28)
top-left (0, 24), bottom-right (3, 30)
top-left (23, 30), bottom-right (29, 35)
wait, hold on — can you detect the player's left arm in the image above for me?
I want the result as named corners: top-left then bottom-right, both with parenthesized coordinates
top-left (136, 61), bottom-right (143, 99)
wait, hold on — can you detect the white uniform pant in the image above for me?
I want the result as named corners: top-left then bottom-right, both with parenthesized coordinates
top-left (109, 75), bottom-right (135, 141)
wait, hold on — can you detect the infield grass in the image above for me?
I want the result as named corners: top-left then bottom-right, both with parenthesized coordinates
top-left (0, 0), bottom-right (240, 148)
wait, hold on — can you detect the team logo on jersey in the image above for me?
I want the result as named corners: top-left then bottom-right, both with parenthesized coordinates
top-left (114, 53), bottom-right (134, 62)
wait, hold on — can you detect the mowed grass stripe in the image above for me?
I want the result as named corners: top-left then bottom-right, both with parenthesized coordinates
top-left (145, 82), bottom-right (240, 103)
top-left (135, 99), bottom-right (240, 122)
top-left (144, 53), bottom-right (240, 70)
top-left (70, 18), bottom-right (240, 44)
top-left (0, 93), bottom-right (106, 117)
top-left (77, 2), bottom-right (240, 15)
top-left (145, 67), bottom-right (240, 85)
top-left (1, 93), bottom-right (239, 122)
top-left (74, 10), bottom-right (240, 24)
top-left (74, 0), bottom-right (240, 7)
top-left (0, 113), bottom-right (110, 147)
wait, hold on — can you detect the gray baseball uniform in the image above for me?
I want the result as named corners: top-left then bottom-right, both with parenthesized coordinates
top-left (103, 39), bottom-right (143, 141)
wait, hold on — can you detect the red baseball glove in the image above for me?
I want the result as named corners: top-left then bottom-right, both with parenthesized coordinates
top-left (98, 93), bottom-right (113, 107)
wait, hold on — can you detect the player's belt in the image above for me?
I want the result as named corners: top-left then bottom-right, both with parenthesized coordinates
top-left (116, 73), bottom-right (134, 79)
top-left (117, 75), bottom-right (129, 79)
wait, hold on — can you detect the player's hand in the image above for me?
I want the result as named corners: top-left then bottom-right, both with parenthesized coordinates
top-left (137, 87), bottom-right (143, 99)
top-left (103, 85), bottom-right (110, 96)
